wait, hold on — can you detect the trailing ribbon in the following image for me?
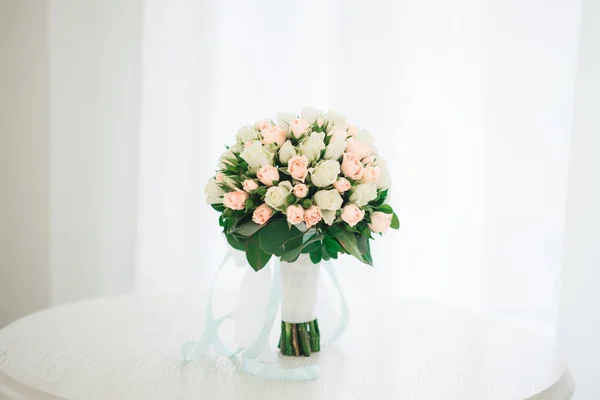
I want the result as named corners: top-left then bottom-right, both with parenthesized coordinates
top-left (180, 251), bottom-right (349, 380)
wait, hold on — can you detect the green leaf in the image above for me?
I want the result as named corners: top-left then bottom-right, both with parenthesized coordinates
top-left (376, 204), bottom-right (394, 214)
top-left (335, 229), bottom-right (370, 265)
top-left (211, 203), bottom-right (225, 212)
top-left (301, 241), bottom-right (321, 254)
top-left (310, 245), bottom-right (323, 264)
top-left (231, 220), bottom-right (265, 237)
top-left (258, 218), bottom-right (304, 256)
top-left (225, 233), bottom-right (246, 251)
top-left (244, 236), bottom-right (272, 271)
top-left (391, 212), bottom-right (400, 229)
top-left (371, 189), bottom-right (388, 207)
top-left (281, 234), bottom-right (323, 262)
top-left (256, 186), bottom-right (267, 196)
top-left (244, 198), bottom-right (257, 211)
top-left (327, 248), bottom-right (338, 259)
top-left (323, 236), bottom-right (342, 253)
top-left (363, 250), bottom-right (373, 265)
top-left (324, 225), bottom-right (343, 238)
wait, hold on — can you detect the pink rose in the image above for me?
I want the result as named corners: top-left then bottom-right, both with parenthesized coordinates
top-left (341, 204), bottom-right (365, 227)
top-left (290, 118), bottom-right (310, 138)
top-left (261, 125), bottom-right (287, 146)
top-left (287, 155), bottom-right (310, 182)
top-left (255, 119), bottom-right (273, 131)
top-left (243, 179), bottom-right (259, 192)
top-left (286, 204), bottom-right (305, 225)
top-left (347, 124), bottom-right (359, 136)
top-left (293, 183), bottom-right (308, 198)
top-left (252, 203), bottom-right (274, 225)
top-left (216, 172), bottom-right (225, 183)
top-left (361, 166), bottom-right (380, 183)
top-left (223, 191), bottom-right (249, 210)
top-left (333, 178), bottom-right (351, 193)
top-left (341, 153), bottom-right (364, 180)
top-left (369, 211), bottom-right (393, 233)
top-left (244, 141), bottom-right (253, 147)
top-left (256, 165), bottom-right (280, 187)
top-left (345, 138), bottom-right (372, 159)
top-left (329, 126), bottom-right (348, 142)
top-left (304, 205), bottom-right (322, 228)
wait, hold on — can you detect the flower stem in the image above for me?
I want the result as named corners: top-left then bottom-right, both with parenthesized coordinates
top-left (284, 322), bottom-right (293, 356)
top-left (298, 323), bottom-right (311, 356)
top-left (291, 323), bottom-right (300, 356)
top-left (280, 319), bottom-right (320, 357)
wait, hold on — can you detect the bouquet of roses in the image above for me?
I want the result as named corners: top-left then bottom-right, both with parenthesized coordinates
top-left (204, 107), bottom-right (399, 272)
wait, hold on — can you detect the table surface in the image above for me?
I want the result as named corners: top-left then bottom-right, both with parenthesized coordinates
top-left (0, 294), bottom-right (574, 400)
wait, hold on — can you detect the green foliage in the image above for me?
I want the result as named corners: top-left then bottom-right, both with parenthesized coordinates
top-left (211, 203), bottom-right (225, 212)
top-left (258, 218), bottom-right (304, 256)
top-left (231, 219), bottom-right (264, 237)
top-left (225, 233), bottom-right (245, 251)
top-left (281, 234), bottom-right (323, 262)
top-left (301, 241), bottom-right (321, 254)
top-left (255, 186), bottom-right (268, 196)
top-left (375, 204), bottom-right (393, 214)
top-left (371, 189), bottom-right (389, 207)
top-left (391, 212), bottom-right (400, 229)
top-left (326, 227), bottom-right (373, 266)
top-left (244, 235), bottom-right (272, 271)
top-left (309, 245), bottom-right (323, 264)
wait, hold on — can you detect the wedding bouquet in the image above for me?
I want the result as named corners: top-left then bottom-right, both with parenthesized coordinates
top-left (205, 108), bottom-right (398, 356)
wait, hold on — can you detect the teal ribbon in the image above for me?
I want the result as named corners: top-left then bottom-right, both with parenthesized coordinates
top-left (180, 254), bottom-right (349, 380)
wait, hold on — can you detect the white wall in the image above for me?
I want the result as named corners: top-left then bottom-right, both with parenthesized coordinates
top-left (558, 0), bottom-right (600, 396)
top-left (0, 0), bottom-right (51, 327)
top-left (48, 0), bottom-right (143, 305)
top-left (0, 0), bottom-right (143, 326)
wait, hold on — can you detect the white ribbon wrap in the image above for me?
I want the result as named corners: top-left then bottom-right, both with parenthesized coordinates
top-left (280, 255), bottom-right (320, 323)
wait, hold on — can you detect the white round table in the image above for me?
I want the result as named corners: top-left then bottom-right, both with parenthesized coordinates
top-left (0, 295), bottom-right (574, 400)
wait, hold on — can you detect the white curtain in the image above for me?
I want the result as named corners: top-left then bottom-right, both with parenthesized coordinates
top-left (136, 0), bottom-right (580, 340)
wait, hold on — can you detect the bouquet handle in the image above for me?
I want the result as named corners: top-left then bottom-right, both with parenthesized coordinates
top-left (180, 251), bottom-right (349, 380)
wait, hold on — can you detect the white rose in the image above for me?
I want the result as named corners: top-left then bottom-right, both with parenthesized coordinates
top-left (373, 158), bottom-right (392, 189)
top-left (349, 182), bottom-right (378, 206)
top-left (322, 209), bottom-right (336, 225)
top-left (299, 131), bottom-right (325, 161)
top-left (264, 181), bottom-right (293, 210)
top-left (236, 125), bottom-right (258, 143)
top-left (354, 129), bottom-right (375, 145)
top-left (205, 178), bottom-right (225, 204)
top-left (310, 160), bottom-right (340, 187)
top-left (229, 143), bottom-right (243, 153)
top-left (300, 107), bottom-right (322, 125)
top-left (223, 176), bottom-right (239, 190)
top-left (376, 165), bottom-right (392, 189)
top-left (240, 141), bottom-right (274, 170)
top-left (324, 138), bottom-right (346, 161)
top-left (322, 111), bottom-right (348, 132)
top-left (313, 189), bottom-right (343, 211)
top-left (277, 112), bottom-right (296, 128)
top-left (279, 140), bottom-right (297, 165)
top-left (218, 149), bottom-right (235, 169)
